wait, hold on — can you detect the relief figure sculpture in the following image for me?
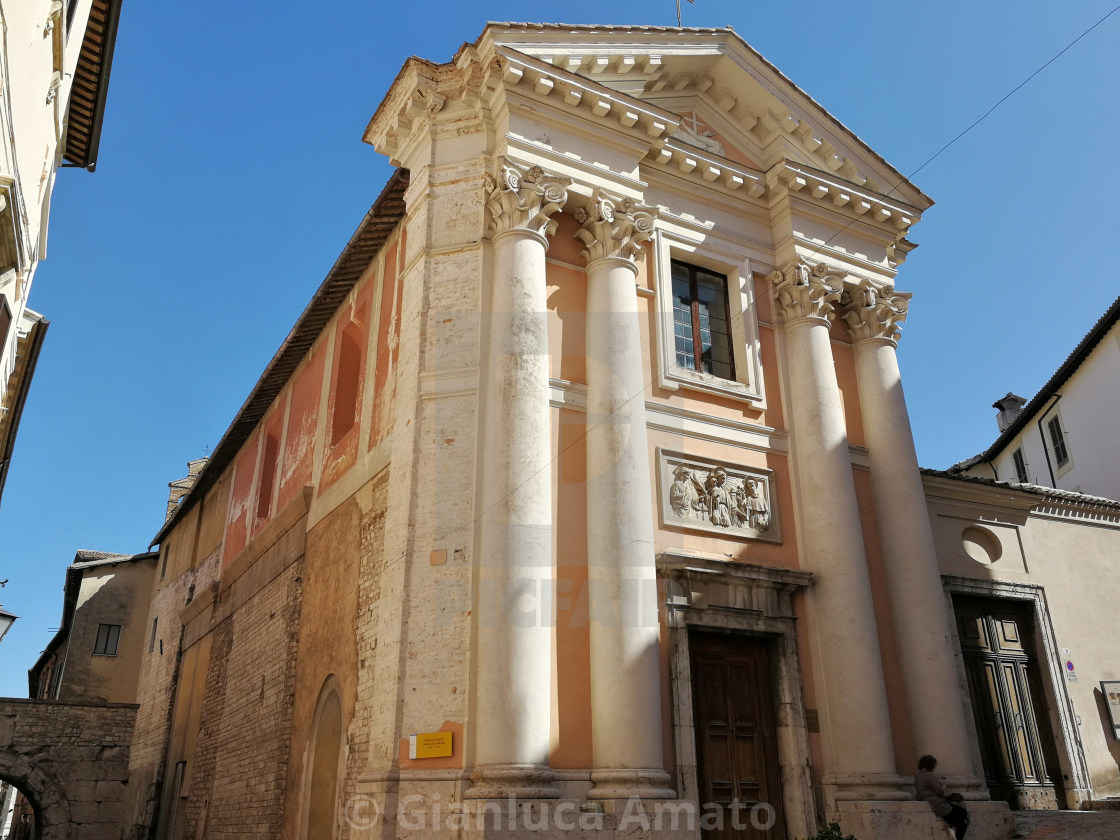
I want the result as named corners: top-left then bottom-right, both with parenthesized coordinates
top-left (708, 468), bottom-right (732, 527)
top-left (669, 466), bottom-right (695, 518)
top-left (664, 457), bottom-right (774, 536)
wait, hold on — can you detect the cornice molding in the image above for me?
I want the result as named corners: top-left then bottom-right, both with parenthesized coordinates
top-left (769, 163), bottom-right (918, 226)
top-left (492, 47), bottom-right (675, 140)
top-left (643, 138), bottom-right (767, 198)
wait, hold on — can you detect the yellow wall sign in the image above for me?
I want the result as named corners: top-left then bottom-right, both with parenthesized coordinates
top-left (409, 731), bottom-right (453, 759)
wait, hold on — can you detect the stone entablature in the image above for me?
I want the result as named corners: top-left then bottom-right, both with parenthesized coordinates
top-left (657, 449), bottom-right (780, 543)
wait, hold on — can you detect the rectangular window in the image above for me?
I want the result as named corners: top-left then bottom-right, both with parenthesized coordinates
top-left (93, 623), bottom-right (121, 656)
top-left (671, 260), bottom-right (735, 380)
top-left (256, 431), bottom-right (280, 522)
top-left (1047, 416), bottom-right (1069, 467)
top-left (150, 617), bottom-right (159, 653)
top-left (331, 322), bottom-right (362, 446)
top-left (1012, 448), bottom-right (1029, 484)
top-left (160, 542), bottom-right (170, 579)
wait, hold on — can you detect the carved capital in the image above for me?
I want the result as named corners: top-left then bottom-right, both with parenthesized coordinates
top-left (841, 280), bottom-right (911, 344)
top-left (573, 190), bottom-right (656, 267)
top-left (484, 159), bottom-right (571, 241)
top-left (768, 260), bottom-right (845, 325)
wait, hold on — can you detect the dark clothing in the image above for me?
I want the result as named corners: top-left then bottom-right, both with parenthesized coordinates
top-left (944, 804), bottom-right (970, 839)
top-left (915, 769), bottom-right (969, 839)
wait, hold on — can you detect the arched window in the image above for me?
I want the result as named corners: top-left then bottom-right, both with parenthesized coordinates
top-left (304, 679), bottom-right (344, 840)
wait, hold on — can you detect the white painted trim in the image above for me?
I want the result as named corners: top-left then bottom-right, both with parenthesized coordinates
top-left (547, 377), bottom-right (787, 453)
top-left (651, 228), bottom-right (767, 407)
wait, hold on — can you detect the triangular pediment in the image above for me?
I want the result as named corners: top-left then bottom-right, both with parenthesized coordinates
top-left (487, 23), bottom-right (930, 211)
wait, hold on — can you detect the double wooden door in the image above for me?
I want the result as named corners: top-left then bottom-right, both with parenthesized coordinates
top-left (690, 632), bottom-right (785, 840)
top-left (954, 598), bottom-right (1059, 808)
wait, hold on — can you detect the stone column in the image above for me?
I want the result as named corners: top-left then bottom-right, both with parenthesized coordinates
top-left (770, 261), bottom-right (905, 800)
top-left (466, 160), bottom-right (569, 800)
top-left (576, 192), bottom-right (674, 800)
top-left (843, 282), bottom-right (982, 791)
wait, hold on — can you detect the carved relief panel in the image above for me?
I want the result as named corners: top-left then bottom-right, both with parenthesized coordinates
top-left (657, 449), bottom-right (781, 544)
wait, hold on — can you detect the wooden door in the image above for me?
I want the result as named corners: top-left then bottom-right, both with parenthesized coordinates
top-left (955, 599), bottom-right (1058, 808)
top-left (690, 632), bottom-right (785, 840)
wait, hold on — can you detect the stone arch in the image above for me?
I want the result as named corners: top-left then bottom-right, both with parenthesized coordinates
top-left (298, 676), bottom-right (345, 840)
top-left (0, 746), bottom-right (73, 840)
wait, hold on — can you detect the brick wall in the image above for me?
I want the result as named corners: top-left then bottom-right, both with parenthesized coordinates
top-left (181, 560), bottom-right (303, 839)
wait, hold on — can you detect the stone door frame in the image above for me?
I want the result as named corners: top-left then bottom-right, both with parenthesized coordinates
top-left (658, 551), bottom-right (816, 839)
top-left (942, 575), bottom-right (1092, 808)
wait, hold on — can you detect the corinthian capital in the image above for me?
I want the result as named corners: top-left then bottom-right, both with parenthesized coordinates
top-left (573, 190), bottom-right (656, 267)
top-left (841, 281), bottom-right (911, 344)
top-left (768, 260), bottom-right (845, 325)
top-left (484, 158), bottom-right (572, 241)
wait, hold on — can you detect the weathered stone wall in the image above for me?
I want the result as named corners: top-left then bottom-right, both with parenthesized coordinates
top-left (124, 549), bottom-right (221, 837)
top-left (0, 699), bottom-right (137, 840)
top-left (180, 559), bottom-right (304, 839)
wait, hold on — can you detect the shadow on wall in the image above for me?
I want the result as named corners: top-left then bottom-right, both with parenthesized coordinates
top-left (1093, 688), bottom-right (1120, 793)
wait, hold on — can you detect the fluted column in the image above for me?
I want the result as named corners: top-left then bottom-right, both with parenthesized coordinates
top-left (770, 261), bottom-right (904, 799)
top-left (842, 283), bottom-right (983, 792)
top-left (466, 160), bottom-right (569, 799)
top-left (577, 192), bottom-right (674, 800)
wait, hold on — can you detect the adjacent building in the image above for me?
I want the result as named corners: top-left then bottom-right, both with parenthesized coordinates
top-left (954, 296), bottom-right (1120, 500)
top-left (29, 550), bottom-right (158, 704)
top-left (0, 0), bottom-right (123, 507)
top-left (119, 22), bottom-right (1120, 840)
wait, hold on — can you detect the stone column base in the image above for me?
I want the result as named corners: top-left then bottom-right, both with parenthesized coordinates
top-left (463, 764), bottom-right (560, 800)
top-left (836, 800), bottom-right (1013, 840)
top-left (587, 769), bottom-right (675, 800)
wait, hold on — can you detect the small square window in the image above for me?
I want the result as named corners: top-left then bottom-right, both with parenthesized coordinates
top-left (93, 623), bottom-right (121, 656)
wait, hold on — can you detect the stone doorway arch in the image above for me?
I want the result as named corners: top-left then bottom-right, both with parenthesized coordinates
top-left (0, 699), bottom-right (137, 840)
top-left (0, 746), bottom-right (73, 840)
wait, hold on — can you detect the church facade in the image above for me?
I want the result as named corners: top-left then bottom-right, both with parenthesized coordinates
top-left (123, 24), bottom-right (1120, 840)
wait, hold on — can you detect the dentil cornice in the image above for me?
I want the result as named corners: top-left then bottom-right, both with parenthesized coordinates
top-left (574, 190), bottom-right (656, 268)
top-left (841, 280), bottom-right (911, 345)
top-left (484, 158), bottom-right (571, 241)
top-left (768, 260), bottom-right (845, 326)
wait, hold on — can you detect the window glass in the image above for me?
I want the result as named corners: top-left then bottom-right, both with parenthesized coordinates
top-left (670, 260), bottom-right (735, 381)
top-left (93, 623), bottom-right (121, 656)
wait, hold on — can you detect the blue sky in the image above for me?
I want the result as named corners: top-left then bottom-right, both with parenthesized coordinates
top-left (1, 1), bottom-right (1117, 696)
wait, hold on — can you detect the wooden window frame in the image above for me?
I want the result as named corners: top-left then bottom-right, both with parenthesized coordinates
top-left (671, 259), bottom-right (735, 381)
top-left (1011, 448), bottom-right (1029, 484)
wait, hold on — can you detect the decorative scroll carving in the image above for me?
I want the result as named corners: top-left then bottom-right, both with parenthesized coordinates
top-left (484, 158), bottom-right (571, 240)
top-left (658, 450), bottom-right (780, 543)
top-left (841, 280), bottom-right (912, 344)
top-left (768, 259), bottom-right (845, 325)
top-left (573, 189), bottom-right (656, 266)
